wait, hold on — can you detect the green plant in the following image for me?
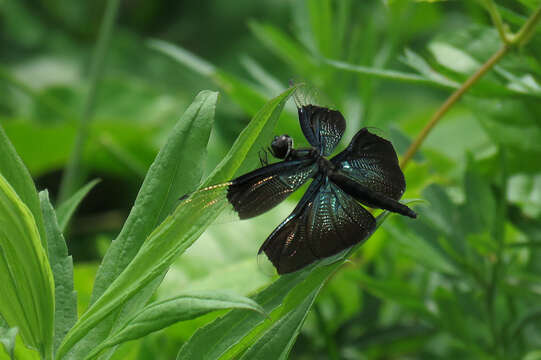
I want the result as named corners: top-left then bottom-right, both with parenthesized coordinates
top-left (1, 0), bottom-right (541, 359)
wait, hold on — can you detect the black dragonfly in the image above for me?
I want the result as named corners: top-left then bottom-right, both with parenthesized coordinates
top-left (180, 93), bottom-right (416, 274)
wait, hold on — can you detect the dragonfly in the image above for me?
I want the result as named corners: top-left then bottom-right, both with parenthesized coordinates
top-left (180, 91), bottom-right (416, 274)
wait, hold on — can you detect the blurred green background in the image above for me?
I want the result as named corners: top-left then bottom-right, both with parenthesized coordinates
top-left (2, 0), bottom-right (541, 359)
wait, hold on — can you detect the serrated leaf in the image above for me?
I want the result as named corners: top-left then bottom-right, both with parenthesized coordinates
top-left (61, 90), bottom-right (218, 360)
top-left (86, 291), bottom-right (265, 359)
top-left (0, 173), bottom-right (55, 358)
top-left (55, 180), bottom-right (100, 232)
top-left (56, 87), bottom-right (296, 359)
top-left (39, 190), bottom-right (77, 355)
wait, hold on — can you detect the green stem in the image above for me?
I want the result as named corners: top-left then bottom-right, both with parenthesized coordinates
top-left (400, 4), bottom-right (541, 170)
top-left (481, 0), bottom-right (511, 43)
top-left (512, 4), bottom-right (541, 46)
top-left (400, 44), bottom-right (510, 169)
top-left (57, 0), bottom-right (121, 203)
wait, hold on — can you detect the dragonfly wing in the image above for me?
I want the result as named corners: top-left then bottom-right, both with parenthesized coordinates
top-left (331, 128), bottom-right (405, 201)
top-left (179, 159), bottom-right (318, 223)
top-left (227, 159), bottom-right (318, 219)
top-left (259, 179), bottom-right (376, 274)
top-left (298, 105), bottom-right (346, 156)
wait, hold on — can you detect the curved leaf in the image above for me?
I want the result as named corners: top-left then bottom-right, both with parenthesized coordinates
top-left (55, 180), bottom-right (100, 232)
top-left (0, 174), bottom-right (55, 358)
top-left (0, 125), bottom-right (47, 250)
top-left (177, 212), bottom-right (390, 360)
top-left (56, 86), bottom-right (297, 359)
top-left (62, 90), bottom-right (218, 359)
top-left (86, 291), bottom-right (265, 359)
top-left (39, 190), bottom-right (77, 355)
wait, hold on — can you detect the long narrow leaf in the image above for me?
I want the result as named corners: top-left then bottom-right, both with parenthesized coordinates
top-left (55, 180), bottom-right (100, 232)
top-left (91, 90), bottom-right (218, 304)
top-left (148, 39), bottom-right (269, 117)
top-left (63, 90), bottom-right (218, 359)
top-left (0, 125), bottom-right (47, 250)
top-left (238, 288), bottom-right (320, 360)
top-left (56, 87), bottom-right (296, 359)
top-left (0, 174), bottom-right (55, 358)
top-left (248, 21), bottom-right (319, 77)
top-left (177, 212), bottom-right (390, 360)
top-left (86, 292), bottom-right (265, 358)
top-left (325, 58), bottom-right (459, 89)
top-left (39, 190), bottom-right (77, 355)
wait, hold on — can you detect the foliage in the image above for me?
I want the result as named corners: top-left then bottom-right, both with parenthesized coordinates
top-left (1, 0), bottom-right (541, 359)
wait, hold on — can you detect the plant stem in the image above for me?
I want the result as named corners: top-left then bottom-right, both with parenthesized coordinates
top-left (481, 0), bottom-right (511, 43)
top-left (513, 4), bottom-right (541, 46)
top-left (399, 44), bottom-right (510, 169)
top-left (399, 4), bottom-right (541, 170)
top-left (57, 0), bottom-right (121, 203)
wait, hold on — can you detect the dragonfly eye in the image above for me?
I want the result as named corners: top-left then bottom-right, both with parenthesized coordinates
top-left (271, 134), bottom-right (293, 159)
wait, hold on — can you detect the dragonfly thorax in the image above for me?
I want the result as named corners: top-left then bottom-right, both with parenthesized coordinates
top-left (316, 156), bottom-right (336, 176)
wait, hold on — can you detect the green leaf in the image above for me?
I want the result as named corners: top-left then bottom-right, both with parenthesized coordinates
top-left (248, 21), bottom-right (318, 77)
top-left (429, 42), bottom-right (481, 75)
top-left (386, 222), bottom-right (457, 275)
top-left (0, 173), bottom-right (55, 358)
top-left (353, 272), bottom-right (434, 319)
top-left (177, 212), bottom-right (390, 360)
top-left (176, 266), bottom-right (319, 360)
top-left (61, 90), bottom-right (218, 359)
top-left (428, 40), bottom-right (541, 98)
top-left (324, 58), bottom-right (458, 89)
top-left (56, 87), bottom-right (295, 359)
top-left (462, 166), bottom-right (496, 233)
top-left (55, 180), bottom-right (100, 232)
top-left (0, 326), bottom-right (17, 359)
top-left (39, 190), bottom-right (77, 355)
top-left (0, 124), bottom-right (47, 250)
top-left (238, 288), bottom-right (320, 360)
top-left (86, 291), bottom-right (265, 359)
top-left (148, 40), bottom-right (269, 117)
top-left (401, 48), bottom-right (459, 86)
top-left (91, 90), bottom-right (217, 302)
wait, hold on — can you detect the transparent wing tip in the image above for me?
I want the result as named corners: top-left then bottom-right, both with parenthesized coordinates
top-left (257, 251), bottom-right (278, 277)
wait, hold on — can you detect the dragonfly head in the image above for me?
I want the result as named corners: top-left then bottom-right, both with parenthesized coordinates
top-left (271, 134), bottom-right (293, 159)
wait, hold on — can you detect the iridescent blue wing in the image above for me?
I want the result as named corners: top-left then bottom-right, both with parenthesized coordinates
top-left (297, 105), bottom-right (346, 157)
top-left (331, 128), bottom-right (405, 201)
top-left (179, 159), bottom-right (318, 222)
top-left (259, 178), bottom-right (376, 274)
